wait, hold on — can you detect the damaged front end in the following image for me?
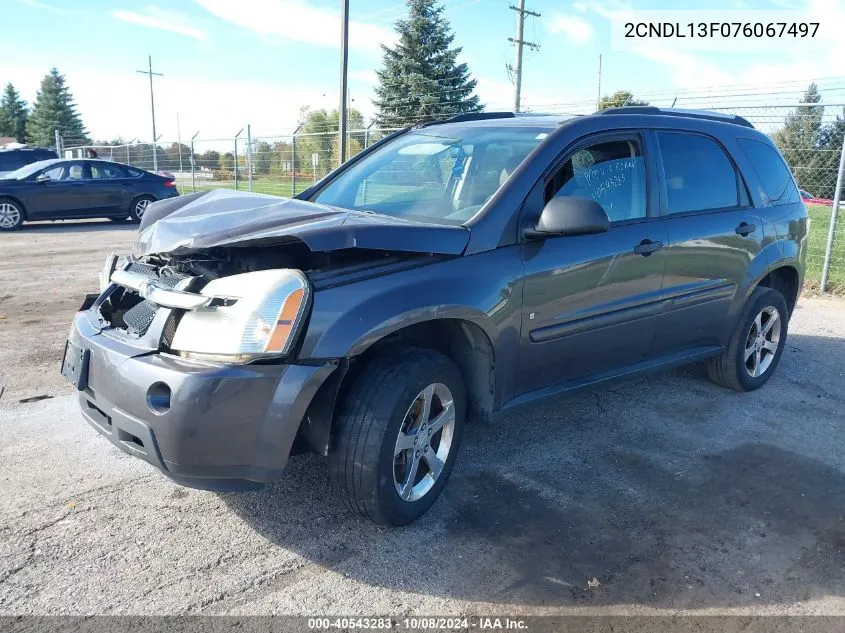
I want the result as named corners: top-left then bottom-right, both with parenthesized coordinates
top-left (92, 238), bottom-right (455, 366)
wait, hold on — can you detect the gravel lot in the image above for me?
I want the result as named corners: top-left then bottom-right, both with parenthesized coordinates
top-left (1, 221), bottom-right (845, 618)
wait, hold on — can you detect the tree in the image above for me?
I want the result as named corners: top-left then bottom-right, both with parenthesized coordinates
top-left (296, 107), bottom-right (365, 175)
top-left (597, 90), bottom-right (649, 111)
top-left (374, 0), bottom-right (482, 127)
top-left (772, 83), bottom-right (824, 191)
top-left (252, 141), bottom-right (272, 175)
top-left (809, 106), bottom-right (845, 199)
top-left (0, 83), bottom-right (28, 143)
top-left (195, 150), bottom-right (220, 170)
top-left (26, 69), bottom-right (88, 147)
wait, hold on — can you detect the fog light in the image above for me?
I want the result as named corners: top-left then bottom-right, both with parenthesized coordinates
top-left (146, 382), bottom-right (171, 414)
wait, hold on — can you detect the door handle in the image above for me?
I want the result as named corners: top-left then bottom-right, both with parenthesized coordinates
top-left (634, 239), bottom-right (663, 256)
top-left (735, 222), bottom-right (756, 236)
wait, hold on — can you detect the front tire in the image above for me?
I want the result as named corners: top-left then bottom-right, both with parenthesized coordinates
top-left (707, 286), bottom-right (789, 392)
top-left (0, 198), bottom-right (24, 231)
top-left (129, 195), bottom-right (155, 223)
top-left (330, 348), bottom-right (466, 526)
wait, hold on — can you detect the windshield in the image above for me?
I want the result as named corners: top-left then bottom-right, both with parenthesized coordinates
top-left (312, 125), bottom-right (552, 224)
top-left (4, 159), bottom-right (59, 180)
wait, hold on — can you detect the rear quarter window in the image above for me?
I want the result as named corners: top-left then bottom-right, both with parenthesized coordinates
top-left (736, 138), bottom-right (799, 206)
top-left (126, 167), bottom-right (144, 177)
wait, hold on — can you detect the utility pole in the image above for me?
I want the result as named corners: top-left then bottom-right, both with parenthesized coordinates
top-left (596, 54), bottom-right (602, 111)
top-left (509, 0), bottom-right (540, 113)
top-left (338, 0), bottom-right (350, 167)
top-left (136, 55), bottom-right (163, 172)
top-left (234, 128), bottom-right (243, 190)
top-left (176, 113), bottom-right (183, 173)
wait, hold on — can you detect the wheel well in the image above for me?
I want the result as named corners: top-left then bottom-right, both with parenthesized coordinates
top-left (757, 266), bottom-right (799, 315)
top-left (344, 319), bottom-right (495, 423)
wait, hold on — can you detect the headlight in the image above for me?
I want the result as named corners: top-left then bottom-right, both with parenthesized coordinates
top-left (170, 269), bottom-right (310, 363)
top-left (99, 253), bottom-right (121, 293)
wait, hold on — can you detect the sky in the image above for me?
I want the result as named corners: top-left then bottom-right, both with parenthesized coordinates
top-left (1, 0), bottom-right (844, 146)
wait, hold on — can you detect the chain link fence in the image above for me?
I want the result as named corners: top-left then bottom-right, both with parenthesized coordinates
top-left (58, 105), bottom-right (844, 292)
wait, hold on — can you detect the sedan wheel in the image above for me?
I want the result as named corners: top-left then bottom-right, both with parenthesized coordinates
top-left (0, 200), bottom-right (23, 230)
top-left (129, 196), bottom-right (155, 222)
top-left (135, 198), bottom-right (151, 218)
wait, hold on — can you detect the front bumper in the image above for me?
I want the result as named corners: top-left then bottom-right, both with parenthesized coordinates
top-left (68, 311), bottom-right (336, 491)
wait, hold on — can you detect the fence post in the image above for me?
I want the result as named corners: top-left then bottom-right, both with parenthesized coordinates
top-left (247, 124), bottom-right (253, 192)
top-left (820, 128), bottom-right (845, 293)
top-left (54, 130), bottom-right (62, 157)
top-left (291, 123), bottom-right (303, 198)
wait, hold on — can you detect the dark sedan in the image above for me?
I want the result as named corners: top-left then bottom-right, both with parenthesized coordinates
top-left (0, 159), bottom-right (179, 230)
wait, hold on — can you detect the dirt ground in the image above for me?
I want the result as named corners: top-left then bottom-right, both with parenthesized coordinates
top-left (1, 220), bottom-right (845, 620)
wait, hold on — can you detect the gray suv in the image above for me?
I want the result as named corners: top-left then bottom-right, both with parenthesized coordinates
top-left (63, 107), bottom-right (807, 525)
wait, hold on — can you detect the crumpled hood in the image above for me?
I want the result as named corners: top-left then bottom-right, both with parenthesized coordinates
top-left (135, 188), bottom-right (470, 257)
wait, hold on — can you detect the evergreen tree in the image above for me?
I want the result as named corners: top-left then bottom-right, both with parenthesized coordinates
top-left (772, 83), bottom-right (823, 189)
top-left (374, 0), bottom-right (482, 127)
top-left (0, 83), bottom-right (29, 143)
top-left (26, 68), bottom-right (88, 147)
top-left (597, 90), bottom-right (649, 111)
top-left (809, 106), bottom-right (845, 199)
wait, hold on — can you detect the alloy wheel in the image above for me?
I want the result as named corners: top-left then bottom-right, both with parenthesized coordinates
top-left (744, 306), bottom-right (781, 378)
top-left (393, 382), bottom-right (456, 503)
top-left (0, 202), bottom-right (20, 228)
top-left (135, 198), bottom-right (151, 218)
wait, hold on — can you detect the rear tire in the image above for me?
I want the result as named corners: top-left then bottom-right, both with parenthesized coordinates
top-left (706, 286), bottom-right (789, 392)
top-left (129, 195), bottom-right (155, 223)
top-left (0, 197), bottom-right (24, 231)
top-left (330, 347), bottom-right (466, 526)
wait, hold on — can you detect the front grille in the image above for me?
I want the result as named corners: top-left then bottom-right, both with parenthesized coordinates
top-left (123, 300), bottom-right (159, 334)
top-left (112, 262), bottom-right (192, 337)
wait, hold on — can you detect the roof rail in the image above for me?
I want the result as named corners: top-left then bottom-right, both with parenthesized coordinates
top-left (414, 111), bottom-right (516, 128)
top-left (447, 112), bottom-right (515, 123)
top-left (598, 106), bottom-right (754, 129)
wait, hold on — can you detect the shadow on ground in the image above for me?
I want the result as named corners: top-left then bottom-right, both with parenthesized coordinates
top-left (222, 333), bottom-right (845, 608)
top-left (14, 220), bottom-right (137, 233)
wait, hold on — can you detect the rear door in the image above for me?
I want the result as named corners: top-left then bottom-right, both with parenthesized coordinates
top-left (516, 131), bottom-right (668, 396)
top-left (650, 130), bottom-right (764, 355)
top-left (89, 161), bottom-right (130, 214)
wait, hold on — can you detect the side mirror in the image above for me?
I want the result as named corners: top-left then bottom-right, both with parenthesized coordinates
top-left (525, 196), bottom-right (609, 239)
top-left (35, 174), bottom-right (51, 183)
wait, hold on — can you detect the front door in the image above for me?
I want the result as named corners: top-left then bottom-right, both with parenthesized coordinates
top-left (516, 133), bottom-right (668, 396)
top-left (649, 130), bottom-right (765, 355)
top-left (26, 162), bottom-right (89, 219)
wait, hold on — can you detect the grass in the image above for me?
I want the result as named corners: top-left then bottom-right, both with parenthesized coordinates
top-left (176, 178), bottom-right (845, 293)
top-left (806, 204), bottom-right (844, 293)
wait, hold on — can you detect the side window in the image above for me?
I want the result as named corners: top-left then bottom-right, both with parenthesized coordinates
top-left (657, 132), bottom-right (740, 214)
top-left (90, 163), bottom-right (127, 179)
top-left (546, 138), bottom-right (647, 222)
top-left (43, 165), bottom-right (65, 180)
top-left (66, 163), bottom-right (86, 180)
top-left (736, 138), bottom-right (799, 206)
top-left (126, 167), bottom-right (144, 178)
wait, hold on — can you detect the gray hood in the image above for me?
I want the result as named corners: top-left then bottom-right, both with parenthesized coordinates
top-left (135, 189), bottom-right (470, 257)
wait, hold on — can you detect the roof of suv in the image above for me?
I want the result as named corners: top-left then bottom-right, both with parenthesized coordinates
top-left (419, 107), bottom-right (754, 131)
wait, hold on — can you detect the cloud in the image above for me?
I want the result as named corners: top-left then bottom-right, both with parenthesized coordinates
top-left (194, 0), bottom-right (395, 56)
top-left (546, 14), bottom-right (595, 44)
top-left (112, 6), bottom-right (208, 42)
top-left (15, 0), bottom-right (73, 13)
